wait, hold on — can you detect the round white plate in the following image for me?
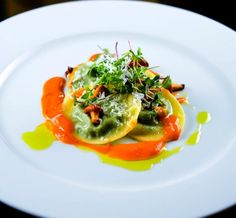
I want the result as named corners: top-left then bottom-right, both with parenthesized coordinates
top-left (0, 1), bottom-right (236, 217)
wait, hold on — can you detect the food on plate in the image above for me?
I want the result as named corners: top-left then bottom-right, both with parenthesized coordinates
top-left (129, 87), bottom-right (185, 141)
top-left (35, 46), bottom-right (186, 161)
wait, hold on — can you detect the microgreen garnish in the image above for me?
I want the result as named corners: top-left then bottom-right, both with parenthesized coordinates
top-left (71, 46), bottom-right (173, 109)
top-left (162, 76), bottom-right (172, 89)
top-left (115, 41), bottom-right (119, 59)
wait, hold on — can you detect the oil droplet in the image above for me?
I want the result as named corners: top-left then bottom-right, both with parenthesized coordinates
top-left (186, 127), bottom-right (201, 145)
top-left (186, 111), bottom-right (211, 145)
top-left (22, 123), bottom-right (55, 150)
top-left (99, 146), bottom-right (183, 171)
top-left (197, 111), bottom-right (211, 124)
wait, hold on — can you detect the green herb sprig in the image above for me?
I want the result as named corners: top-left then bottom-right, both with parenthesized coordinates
top-left (71, 47), bottom-right (172, 109)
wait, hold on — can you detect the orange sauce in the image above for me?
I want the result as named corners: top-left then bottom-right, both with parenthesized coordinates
top-left (177, 97), bottom-right (188, 104)
top-left (41, 77), bottom-right (181, 161)
top-left (88, 53), bottom-right (101, 61)
top-left (163, 115), bottom-right (181, 141)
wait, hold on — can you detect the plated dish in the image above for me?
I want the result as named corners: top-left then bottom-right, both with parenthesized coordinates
top-left (23, 46), bottom-right (186, 162)
top-left (0, 1), bottom-right (235, 218)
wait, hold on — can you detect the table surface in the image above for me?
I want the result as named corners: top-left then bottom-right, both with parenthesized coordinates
top-left (0, 0), bottom-right (235, 217)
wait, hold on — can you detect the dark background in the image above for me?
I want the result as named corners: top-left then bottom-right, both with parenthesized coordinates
top-left (0, 0), bottom-right (235, 30)
top-left (0, 0), bottom-right (235, 217)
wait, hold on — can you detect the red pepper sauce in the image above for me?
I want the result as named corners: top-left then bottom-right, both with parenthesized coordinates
top-left (88, 53), bottom-right (101, 61)
top-left (41, 77), bottom-right (181, 161)
top-left (177, 97), bottom-right (188, 104)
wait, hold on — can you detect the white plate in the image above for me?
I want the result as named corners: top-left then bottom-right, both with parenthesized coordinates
top-left (0, 1), bottom-right (236, 217)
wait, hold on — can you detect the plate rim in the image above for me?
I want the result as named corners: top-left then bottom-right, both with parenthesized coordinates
top-left (0, 1), bottom-right (236, 218)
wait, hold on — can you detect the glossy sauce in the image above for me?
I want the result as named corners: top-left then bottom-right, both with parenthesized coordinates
top-left (37, 77), bottom-right (182, 161)
top-left (186, 111), bottom-right (211, 145)
top-left (22, 123), bottom-right (55, 150)
top-left (197, 111), bottom-right (211, 124)
top-left (99, 146), bottom-right (183, 171)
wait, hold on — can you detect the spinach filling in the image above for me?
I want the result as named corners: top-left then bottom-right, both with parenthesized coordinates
top-left (71, 94), bottom-right (135, 140)
top-left (138, 110), bottom-right (159, 125)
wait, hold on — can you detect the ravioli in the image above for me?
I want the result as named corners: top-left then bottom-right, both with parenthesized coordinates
top-left (63, 94), bottom-right (140, 144)
top-left (62, 48), bottom-right (185, 145)
top-left (62, 62), bottom-right (141, 144)
top-left (128, 88), bottom-right (185, 141)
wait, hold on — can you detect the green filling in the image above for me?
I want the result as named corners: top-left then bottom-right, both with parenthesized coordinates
top-left (71, 94), bottom-right (135, 141)
top-left (71, 63), bottom-right (95, 91)
top-left (87, 118), bottom-right (120, 138)
top-left (138, 97), bottom-right (172, 126)
top-left (138, 110), bottom-right (158, 125)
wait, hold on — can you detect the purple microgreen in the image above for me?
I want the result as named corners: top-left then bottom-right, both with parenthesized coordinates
top-left (115, 41), bottom-right (119, 59)
top-left (128, 40), bottom-right (132, 50)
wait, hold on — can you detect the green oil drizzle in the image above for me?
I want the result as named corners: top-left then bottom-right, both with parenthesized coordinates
top-left (22, 111), bottom-right (211, 170)
top-left (186, 111), bottom-right (211, 145)
top-left (22, 124), bottom-right (183, 171)
top-left (186, 126), bottom-right (201, 145)
top-left (22, 123), bottom-right (55, 150)
top-left (197, 111), bottom-right (211, 124)
top-left (99, 146), bottom-right (183, 171)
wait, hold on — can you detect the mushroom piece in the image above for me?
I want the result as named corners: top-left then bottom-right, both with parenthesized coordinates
top-left (154, 106), bottom-right (167, 120)
top-left (170, 83), bottom-right (185, 92)
top-left (128, 58), bottom-right (149, 68)
top-left (84, 104), bottom-right (103, 125)
top-left (92, 85), bottom-right (109, 98)
top-left (65, 66), bottom-right (74, 77)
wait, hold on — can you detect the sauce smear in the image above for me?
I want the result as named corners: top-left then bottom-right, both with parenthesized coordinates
top-left (100, 146), bottom-right (183, 171)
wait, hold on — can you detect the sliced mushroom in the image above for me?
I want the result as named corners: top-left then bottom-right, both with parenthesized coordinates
top-left (84, 104), bottom-right (103, 125)
top-left (170, 83), bottom-right (185, 92)
top-left (128, 58), bottom-right (149, 68)
top-left (154, 106), bottom-right (167, 119)
top-left (73, 88), bottom-right (85, 98)
top-left (65, 66), bottom-right (74, 77)
top-left (92, 85), bottom-right (109, 98)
